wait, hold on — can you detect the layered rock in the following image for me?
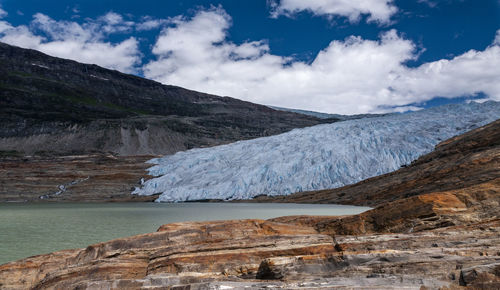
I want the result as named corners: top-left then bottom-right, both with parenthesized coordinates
top-left (271, 178), bottom-right (499, 236)
top-left (1, 217), bottom-right (499, 289)
top-left (0, 220), bottom-right (339, 289)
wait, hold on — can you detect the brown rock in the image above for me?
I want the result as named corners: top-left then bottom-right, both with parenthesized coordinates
top-left (0, 219), bottom-right (337, 289)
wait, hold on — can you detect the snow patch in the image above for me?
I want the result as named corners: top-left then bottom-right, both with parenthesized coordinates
top-left (31, 63), bottom-right (50, 69)
top-left (90, 74), bottom-right (110, 81)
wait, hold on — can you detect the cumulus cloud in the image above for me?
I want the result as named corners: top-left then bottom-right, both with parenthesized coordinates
top-left (1, 6), bottom-right (498, 114)
top-left (269, 0), bottom-right (397, 24)
top-left (393, 45), bottom-right (500, 102)
top-left (144, 8), bottom-right (500, 114)
top-left (495, 30), bottom-right (500, 45)
top-left (0, 11), bottom-right (140, 73)
top-left (136, 16), bottom-right (171, 31)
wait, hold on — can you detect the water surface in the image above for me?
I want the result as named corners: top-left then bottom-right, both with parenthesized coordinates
top-left (0, 202), bottom-right (369, 265)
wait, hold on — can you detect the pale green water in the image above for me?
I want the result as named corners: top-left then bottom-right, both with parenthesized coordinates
top-left (0, 202), bottom-right (370, 265)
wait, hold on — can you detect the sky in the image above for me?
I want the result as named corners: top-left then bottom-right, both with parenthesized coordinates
top-left (0, 0), bottom-right (499, 114)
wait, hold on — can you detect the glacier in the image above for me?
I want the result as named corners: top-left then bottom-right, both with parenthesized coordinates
top-left (133, 101), bottom-right (500, 202)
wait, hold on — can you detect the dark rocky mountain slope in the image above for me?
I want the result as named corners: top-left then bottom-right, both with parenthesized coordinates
top-left (0, 42), bottom-right (332, 156)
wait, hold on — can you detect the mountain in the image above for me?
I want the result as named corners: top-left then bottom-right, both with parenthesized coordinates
top-left (134, 101), bottom-right (500, 202)
top-left (268, 105), bottom-right (390, 120)
top-left (0, 42), bottom-right (329, 156)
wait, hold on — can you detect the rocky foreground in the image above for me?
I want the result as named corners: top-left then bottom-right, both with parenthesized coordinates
top-left (0, 120), bottom-right (499, 289)
top-left (0, 212), bottom-right (499, 289)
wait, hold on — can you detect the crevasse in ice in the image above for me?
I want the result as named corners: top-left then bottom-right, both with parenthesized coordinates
top-left (133, 101), bottom-right (500, 202)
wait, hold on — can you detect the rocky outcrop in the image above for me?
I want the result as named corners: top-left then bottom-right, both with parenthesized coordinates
top-left (0, 220), bottom-right (339, 289)
top-left (271, 178), bottom-right (499, 236)
top-left (1, 217), bottom-right (499, 289)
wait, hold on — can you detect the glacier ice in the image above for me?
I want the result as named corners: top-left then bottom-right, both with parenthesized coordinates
top-left (133, 101), bottom-right (500, 202)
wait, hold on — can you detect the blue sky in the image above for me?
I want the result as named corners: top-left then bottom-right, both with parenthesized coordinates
top-left (0, 0), bottom-right (499, 114)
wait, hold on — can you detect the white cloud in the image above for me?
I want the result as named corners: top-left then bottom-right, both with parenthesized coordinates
top-left (1, 7), bottom-right (498, 114)
top-left (144, 8), bottom-right (500, 114)
top-left (269, 0), bottom-right (397, 24)
top-left (393, 45), bottom-right (500, 102)
top-left (98, 12), bottom-right (135, 34)
top-left (0, 6), bottom-right (7, 18)
top-left (417, 0), bottom-right (438, 8)
top-left (136, 16), bottom-right (171, 31)
top-left (0, 11), bottom-right (140, 73)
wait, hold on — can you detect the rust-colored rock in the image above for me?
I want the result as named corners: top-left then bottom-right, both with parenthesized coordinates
top-left (272, 178), bottom-right (499, 236)
top-left (2, 217), bottom-right (499, 289)
top-left (0, 220), bottom-right (338, 289)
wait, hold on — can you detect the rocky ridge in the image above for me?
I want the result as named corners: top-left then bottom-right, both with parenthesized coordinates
top-left (0, 42), bottom-right (331, 156)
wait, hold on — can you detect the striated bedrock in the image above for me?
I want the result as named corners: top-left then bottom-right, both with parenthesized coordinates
top-left (1, 190), bottom-right (499, 289)
top-left (0, 220), bottom-right (338, 289)
top-left (270, 178), bottom-right (500, 236)
top-left (259, 118), bottom-right (500, 207)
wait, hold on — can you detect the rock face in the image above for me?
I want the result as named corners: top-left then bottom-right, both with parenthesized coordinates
top-left (1, 218), bottom-right (499, 289)
top-left (0, 220), bottom-right (339, 289)
top-left (0, 42), bottom-right (330, 156)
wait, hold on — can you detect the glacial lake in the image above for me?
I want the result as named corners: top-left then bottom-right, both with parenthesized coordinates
top-left (0, 202), bottom-right (370, 265)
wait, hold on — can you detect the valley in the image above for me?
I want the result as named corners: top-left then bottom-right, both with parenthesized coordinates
top-left (1, 115), bottom-right (499, 289)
